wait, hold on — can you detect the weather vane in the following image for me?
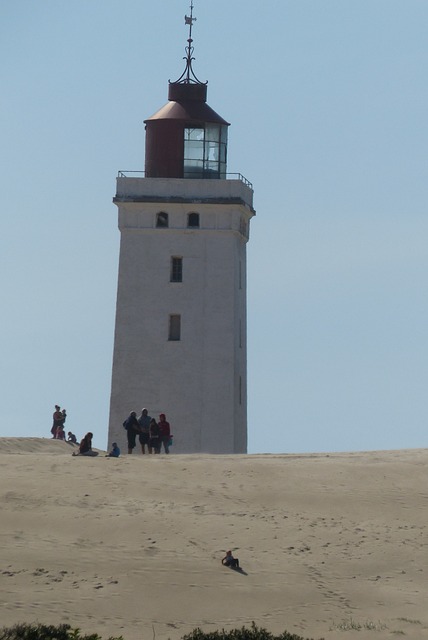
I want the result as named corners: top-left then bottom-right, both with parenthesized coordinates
top-left (184, 1), bottom-right (196, 38)
top-left (170, 0), bottom-right (206, 85)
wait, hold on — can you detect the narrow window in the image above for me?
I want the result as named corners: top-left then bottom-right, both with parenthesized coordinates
top-left (156, 212), bottom-right (169, 228)
top-left (187, 212), bottom-right (200, 228)
top-left (170, 257), bottom-right (183, 283)
top-left (168, 314), bottom-right (181, 341)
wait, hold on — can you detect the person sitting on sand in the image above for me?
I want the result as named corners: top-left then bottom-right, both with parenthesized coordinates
top-left (222, 550), bottom-right (239, 569)
top-left (106, 442), bottom-right (120, 458)
top-left (67, 431), bottom-right (77, 444)
top-left (73, 432), bottom-right (98, 456)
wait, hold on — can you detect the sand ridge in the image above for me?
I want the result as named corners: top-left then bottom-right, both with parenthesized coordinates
top-left (1, 439), bottom-right (427, 639)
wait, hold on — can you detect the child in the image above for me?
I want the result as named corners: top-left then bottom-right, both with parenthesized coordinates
top-left (149, 418), bottom-right (161, 454)
top-left (67, 431), bottom-right (77, 444)
top-left (221, 550), bottom-right (239, 569)
top-left (55, 425), bottom-right (66, 440)
top-left (106, 442), bottom-right (120, 457)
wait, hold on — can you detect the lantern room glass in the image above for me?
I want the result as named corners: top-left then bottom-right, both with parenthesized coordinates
top-left (183, 125), bottom-right (227, 178)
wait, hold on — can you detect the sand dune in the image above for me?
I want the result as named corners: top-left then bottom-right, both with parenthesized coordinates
top-left (1, 439), bottom-right (427, 640)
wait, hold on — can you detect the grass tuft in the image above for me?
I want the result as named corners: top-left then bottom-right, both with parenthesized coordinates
top-left (396, 618), bottom-right (421, 625)
top-left (330, 618), bottom-right (387, 632)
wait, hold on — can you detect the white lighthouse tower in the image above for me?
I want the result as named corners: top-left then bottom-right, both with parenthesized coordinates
top-left (108, 4), bottom-right (255, 453)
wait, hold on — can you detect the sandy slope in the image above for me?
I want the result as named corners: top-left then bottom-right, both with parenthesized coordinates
top-left (0, 438), bottom-right (427, 640)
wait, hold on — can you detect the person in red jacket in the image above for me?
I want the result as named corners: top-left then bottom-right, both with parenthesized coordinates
top-left (158, 413), bottom-right (171, 454)
top-left (51, 405), bottom-right (62, 438)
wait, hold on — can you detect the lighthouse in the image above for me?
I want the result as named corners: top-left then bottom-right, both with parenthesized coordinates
top-left (108, 3), bottom-right (255, 453)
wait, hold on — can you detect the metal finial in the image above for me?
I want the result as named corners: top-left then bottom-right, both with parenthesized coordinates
top-left (170, 0), bottom-right (207, 85)
top-left (184, 0), bottom-right (196, 40)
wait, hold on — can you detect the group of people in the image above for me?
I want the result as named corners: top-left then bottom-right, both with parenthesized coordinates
top-left (50, 404), bottom-right (172, 458)
top-left (50, 405), bottom-right (67, 440)
top-left (123, 409), bottom-right (172, 455)
top-left (51, 405), bottom-right (78, 444)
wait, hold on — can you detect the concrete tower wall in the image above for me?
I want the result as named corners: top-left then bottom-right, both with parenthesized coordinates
top-left (108, 178), bottom-right (254, 453)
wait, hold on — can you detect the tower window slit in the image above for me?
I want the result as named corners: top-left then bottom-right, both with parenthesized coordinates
top-left (168, 314), bottom-right (181, 341)
top-left (170, 257), bottom-right (183, 282)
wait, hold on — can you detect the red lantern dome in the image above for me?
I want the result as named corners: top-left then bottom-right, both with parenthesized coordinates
top-left (144, 2), bottom-right (229, 179)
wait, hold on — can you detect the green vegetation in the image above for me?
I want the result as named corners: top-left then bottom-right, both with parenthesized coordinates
top-left (0, 623), bottom-right (323, 640)
top-left (181, 623), bottom-right (323, 640)
top-left (0, 624), bottom-right (122, 640)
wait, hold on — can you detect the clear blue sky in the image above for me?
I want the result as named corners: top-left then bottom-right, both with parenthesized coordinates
top-left (1, 1), bottom-right (427, 453)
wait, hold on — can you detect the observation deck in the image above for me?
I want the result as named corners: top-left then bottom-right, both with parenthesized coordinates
top-left (114, 173), bottom-right (255, 214)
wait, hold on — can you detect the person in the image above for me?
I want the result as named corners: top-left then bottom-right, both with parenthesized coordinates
top-left (106, 442), bottom-right (120, 457)
top-left (123, 411), bottom-right (140, 454)
top-left (158, 413), bottom-right (171, 454)
top-left (51, 405), bottom-right (62, 438)
top-left (67, 431), bottom-right (77, 444)
top-left (138, 408), bottom-right (152, 454)
top-left (59, 409), bottom-right (67, 429)
top-left (149, 418), bottom-right (161, 454)
top-left (73, 432), bottom-right (98, 456)
top-left (222, 550), bottom-right (239, 569)
top-left (55, 424), bottom-right (66, 440)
